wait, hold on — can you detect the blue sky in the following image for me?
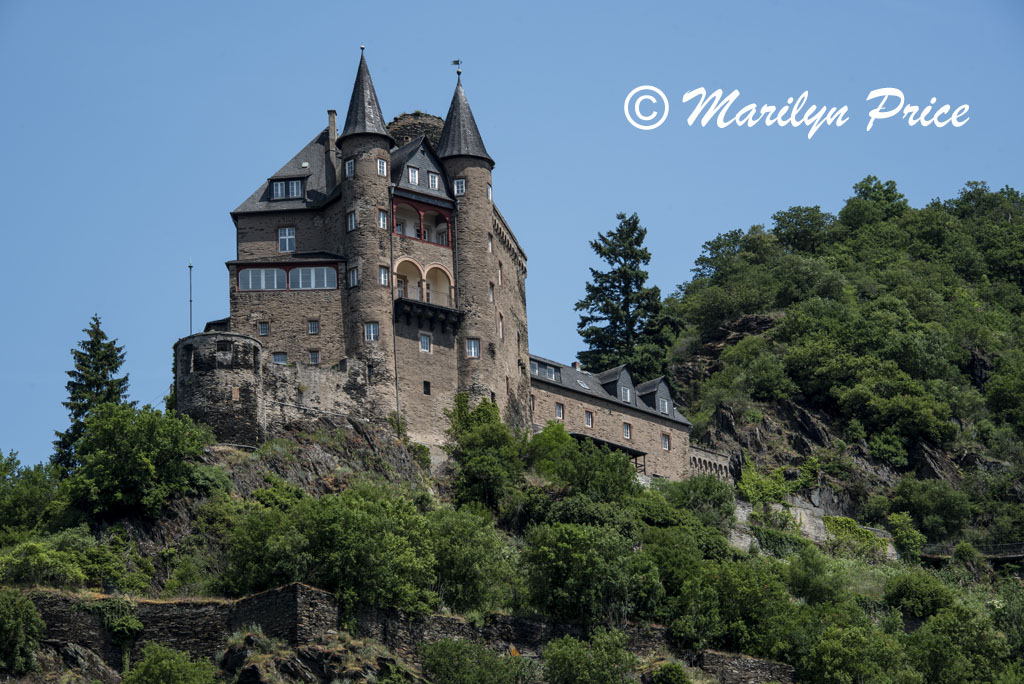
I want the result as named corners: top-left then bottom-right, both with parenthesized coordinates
top-left (2, 0), bottom-right (1021, 465)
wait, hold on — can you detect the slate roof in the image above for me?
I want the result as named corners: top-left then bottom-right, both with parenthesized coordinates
top-left (227, 251), bottom-right (345, 265)
top-left (340, 51), bottom-right (391, 142)
top-left (232, 129), bottom-right (339, 215)
top-left (436, 77), bottom-right (493, 164)
top-left (390, 135), bottom-right (454, 203)
top-left (530, 355), bottom-right (692, 427)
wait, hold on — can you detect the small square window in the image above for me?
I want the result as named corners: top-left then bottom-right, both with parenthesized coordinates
top-left (487, 183), bottom-right (493, 201)
top-left (365, 322), bottom-right (379, 342)
top-left (428, 172), bottom-right (439, 190)
top-left (348, 267), bottom-right (359, 287)
top-left (423, 381), bottom-right (431, 395)
top-left (258, 322), bottom-right (269, 336)
top-left (662, 434), bottom-right (671, 451)
top-left (378, 209), bottom-right (388, 230)
top-left (420, 333), bottom-right (431, 353)
top-left (278, 227), bottom-right (295, 252)
top-left (309, 350), bottom-right (320, 365)
top-left (466, 338), bottom-right (480, 358)
top-left (308, 320), bottom-right (319, 335)
top-left (555, 402), bottom-right (564, 420)
top-left (585, 410), bottom-right (593, 428)
top-left (345, 159), bottom-right (354, 178)
top-left (408, 167), bottom-right (419, 185)
top-left (377, 159), bottom-right (387, 176)
top-left (454, 178), bottom-right (465, 196)
top-left (347, 211), bottom-right (356, 232)
top-left (623, 423), bottom-right (632, 440)
top-left (379, 266), bottom-right (390, 286)
top-left (272, 352), bottom-right (287, 365)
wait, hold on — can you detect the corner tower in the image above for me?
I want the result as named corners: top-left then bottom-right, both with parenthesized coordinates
top-left (439, 72), bottom-right (531, 430)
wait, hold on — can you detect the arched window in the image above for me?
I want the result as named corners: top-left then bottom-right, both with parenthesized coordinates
top-left (239, 268), bottom-right (287, 291)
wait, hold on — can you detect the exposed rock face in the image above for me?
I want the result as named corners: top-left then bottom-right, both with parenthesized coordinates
top-left (387, 112), bottom-right (444, 148)
top-left (697, 650), bottom-right (797, 684)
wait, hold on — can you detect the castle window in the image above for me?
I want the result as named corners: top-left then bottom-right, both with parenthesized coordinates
top-left (347, 211), bottom-right (356, 232)
top-left (345, 159), bottom-right (355, 178)
top-left (498, 314), bottom-right (504, 338)
top-left (378, 266), bottom-right (390, 286)
top-left (347, 267), bottom-right (359, 288)
top-left (428, 172), bottom-right (439, 190)
top-left (420, 333), bottom-right (431, 353)
top-left (555, 403), bottom-right (564, 420)
top-left (506, 376), bottom-right (510, 395)
top-left (585, 410), bottom-right (593, 427)
top-left (487, 183), bottom-right (493, 201)
top-left (623, 422), bottom-right (632, 440)
top-left (308, 320), bottom-right (319, 335)
top-left (258, 322), bottom-right (269, 336)
top-left (530, 394), bottom-right (535, 411)
top-left (491, 391), bottom-right (496, 403)
top-left (498, 261), bottom-right (503, 286)
top-left (289, 267), bottom-right (338, 290)
top-left (364, 322), bottom-right (379, 341)
top-left (466, 338), bottom-right (480, 358)
top-left (423, 381), bottom-right (431, 395)
top-left (309, 350), bottom-right (320, 365)
top-left (239, 268), bottom-right (287, 291)
top-left (662, 434), bottom-right (671, 451)
top-left (217, 340), bottom-right (232, 352)
top-left (377, 159), bottom-right (387, 176)
top-left (487, 233), bottom-right (493, 253)
top-left (620, 386), bottom-right (632, 403)
top-left (378, 210), bottom-right (388, 230)
top-left (408, 167), bottom-right (419, 185)
top-left (658, 398), bottom-right (670, 414)
top-left (488, 283), bottom-right (494, 302)
top-left (454, 178), bottom-right (465, 196)
top-left (278, 227), bottom-right (295, 253)
top-left (272, 352), bottom-right (287, 365)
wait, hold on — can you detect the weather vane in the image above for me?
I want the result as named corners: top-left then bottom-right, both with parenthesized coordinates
top-left (451, 59), bottom-right (462, 77)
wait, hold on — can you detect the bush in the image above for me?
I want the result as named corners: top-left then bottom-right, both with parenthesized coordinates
top-left (0, 587), bottom-right (45, 675)
top-left (823, 516), bottom-right (886, 561)
top-left (884, 567), bottom-right (954, 619)
top-left (542, 628), bottom-right (636, 684)
top-left (122, 642), bottom-right (216, 684)
top-left (887, 512), bottom-right (926, 561)
top-left (532, 423), bottom-right (639, 503)
top-left (651, 662), bottom-right (692, 684)
top-left (891, 476), bottom-right (971, 542)
top-left (656, 475), bottom-right (736, 533)
top-left (420, 638), bottom-right (541, 684)
top-left (427, 506), bottom-right (516, 613)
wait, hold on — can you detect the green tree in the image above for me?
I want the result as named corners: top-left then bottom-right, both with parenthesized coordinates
top-left (0, 587), bottom-right (45, 675)
top-left (420, 639), bottom-right (541, 684)
top-left (656, 474), bottom-right (736, 533)
top-left (575, 212), bottom-right (665, 379)
top-left (122, 642), bottom-right (217, 684)
top-left (53, 315), bottom-right (132, 476)
top-left (542, 628), bottom-right (637, 684)
top-left (887, 512), bottom-right (926, 561)
top-left (0, 451), bottom-right (56, 541)
top-left (427, 506), bottom-right (517, 613)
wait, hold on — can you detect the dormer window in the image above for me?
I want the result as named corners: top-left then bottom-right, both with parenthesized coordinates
top-left (620, 386), bottom-right (632, 403)
top-left (428, 172), bottom-right (439, 190)
top-left (454, 178), bottom-right (466, 196)
top-left (408, 167), bottom-right (419, 185)
top-left (658, 398), bottom-right (670, 414)
top-left (271, 179), bottom-right (304, 200)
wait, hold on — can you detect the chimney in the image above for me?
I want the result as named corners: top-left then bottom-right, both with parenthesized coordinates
top-left (326, 109), bottom-right (338, 190)
top-left (572, 362), bottom-right (581, 371)
top-left (328, 109), bottom-right (337, 151)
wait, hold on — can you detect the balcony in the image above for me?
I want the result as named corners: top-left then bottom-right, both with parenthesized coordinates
top-left (396, 285), bottom-right (452, 308)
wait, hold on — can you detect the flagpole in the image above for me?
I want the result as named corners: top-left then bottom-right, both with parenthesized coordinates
top-left (188, 259), bottom-right (193, 335)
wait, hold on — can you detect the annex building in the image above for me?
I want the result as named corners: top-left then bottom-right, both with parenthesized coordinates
top-left (172, 50), bottom-right (728, 481)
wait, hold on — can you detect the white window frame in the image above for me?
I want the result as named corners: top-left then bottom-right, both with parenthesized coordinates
top-left (620, 386), bottom-right (632, 403)
top-left (347, 211), bottom-right (356, 232)
top-left (408, 167), bottom-right (419, 185)
top-left (348, 267), bottom-right (359, 288)
top-left (624, 423), bottom-right (632, 440)
top-left (659, 397), bottom-right (670, 414)
top-left (309, 350), bottom-right (320, 365)
top-left (288, 179), bottom-right (302, 198)
top-left (378, 266), bottom-right (390, 286)
top-left (278, 227), bottom-right (296, 253)
top-left (428, 172), bottom-right (439, 190)
top-left (454, 178), bottom-right (465, 196)
top-left (258, 321), bottom-right (269, 336)
top-left (487, 183), bottom-right (493, 201)
top-left (308, 320), bottom-right (319, 335)
top-left (345, 159), bottom-right (355, 178)
top-left (288, 267), bottom-right (337, 290)
top-left (662, 434), bottom-right (671, 451)
top-left (466, 337), bottom-right (480, 358)
top-left (585, 410), bottom-right (593, 428)
top-left (378, 209), bottom-right (388, 230)
top-left (419, 332), bottom-right (432, 353)
top-left (239, 268), bottom-right (287, 291)
top-left (555, 403), bottom-right (564, 420)
top-left (377, 159), bottom-right (387, 176)
top-left (364, 322), bottom-right (379, 342)
top-left (272, 352), bottom-right (287, 365)
top-left (271, 181), bottom-right (286, 199)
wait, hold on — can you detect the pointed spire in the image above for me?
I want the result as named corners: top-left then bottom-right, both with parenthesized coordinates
top-left (437, 73), bottom-right (493, 165)
top-left (341, 48), bottom-right (392, 142)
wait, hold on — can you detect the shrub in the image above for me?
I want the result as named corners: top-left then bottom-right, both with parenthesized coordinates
top-left (823, 516), bottom-right (886, 561)
top-left (656, 475), bottom-right (736, 533)
top-left (427, 506), bottom-right (516, 613)
top-left (887, 512), bottom-right (926, 561)
top-left (891, 476), bottom-right (971, 542)
top-left (420, 638), bottom-right (541, 684)
top-left (884, 567), bottom-right (954, 619)
top-left (542, 628), bottom-right (636, 684)
top-left (651, 662), bottom-right (692, 684)
top-left (122, 642), bottom-right (217, 684)
top-left (0, 587), bottom-right (45, 675)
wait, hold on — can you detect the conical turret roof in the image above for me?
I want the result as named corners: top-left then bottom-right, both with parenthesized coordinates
top-left (437, 76), bottom-right (493, 164)
top-left (341, 50), bottom-right (391, 142)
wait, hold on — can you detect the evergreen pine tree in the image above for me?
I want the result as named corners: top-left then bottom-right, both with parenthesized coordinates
top-left (52, 314), bottom-right (132, 476)
top-left (574, 213), bottom-right (666, 380)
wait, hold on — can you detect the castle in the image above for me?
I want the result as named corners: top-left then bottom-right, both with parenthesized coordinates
top-left (172, 50), bottom-right (730, 481)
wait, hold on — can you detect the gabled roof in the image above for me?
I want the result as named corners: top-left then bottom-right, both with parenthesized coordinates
top-left (636, 377), bottom-right (666, 395)
top-left (436, 77), bottom-right (493, 164)
top-left (529, 355), bottom-right (692, 427)
top-left (390, 135), bottom-right (453, 202)
top-left (233, 129), bottom-right (338, 215)
top-left (340, 50), bottom-right (391, 142)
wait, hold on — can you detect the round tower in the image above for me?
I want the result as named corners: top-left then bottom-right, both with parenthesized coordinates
top-left (337, 48), bottom-right (399, 418)
top-left (439, 74), bottom-right (531, 430)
